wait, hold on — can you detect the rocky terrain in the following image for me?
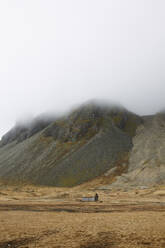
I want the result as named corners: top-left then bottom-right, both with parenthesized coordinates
top-left (0, 100), bottom-right (164, 188)
top-left (110, 113), bottom-right (165, 188)
top-left (0, 101), bottom-right (142, 187)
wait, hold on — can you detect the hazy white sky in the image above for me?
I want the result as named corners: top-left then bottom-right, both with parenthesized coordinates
top-left (0, 0), bottom-right (165, 137)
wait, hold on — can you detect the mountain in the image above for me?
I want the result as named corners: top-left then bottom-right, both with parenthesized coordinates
top-left (111, 112), bottom-right (165, 188)
top-left (0, 101), bottom-right (142, 187)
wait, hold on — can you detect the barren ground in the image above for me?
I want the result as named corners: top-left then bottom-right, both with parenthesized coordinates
top-left (0, 184), bottom-right (165, 248)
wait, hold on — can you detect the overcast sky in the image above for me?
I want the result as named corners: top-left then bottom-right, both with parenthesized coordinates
top-left (0, 0), bottom-right (165, 137)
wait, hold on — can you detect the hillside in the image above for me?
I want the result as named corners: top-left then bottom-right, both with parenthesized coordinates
top-left (0, 101), bottom-right (142, 187)
top-left (110, 112), bottom-right (165, 188)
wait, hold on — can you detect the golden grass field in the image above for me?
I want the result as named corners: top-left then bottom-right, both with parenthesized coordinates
top-left (0, 184), bottom-right (165, 248)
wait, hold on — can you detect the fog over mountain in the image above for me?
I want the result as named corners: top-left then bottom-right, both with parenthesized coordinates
top-left (0, 0), bottom-right (165, 138)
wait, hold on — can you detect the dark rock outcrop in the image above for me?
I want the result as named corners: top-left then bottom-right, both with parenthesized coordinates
top-left (0, 115), bottom-right (56, 146)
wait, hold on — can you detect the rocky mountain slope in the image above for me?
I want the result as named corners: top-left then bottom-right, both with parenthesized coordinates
top-left (0, 114), bottom-right (57, 147)
top-left (0, 101), bottom-right (142, 187)
top-left (111, 113), bottom-right (165, 187)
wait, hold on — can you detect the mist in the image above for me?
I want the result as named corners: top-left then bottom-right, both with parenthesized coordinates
top-left (0, 0), bottom-right (165, 138)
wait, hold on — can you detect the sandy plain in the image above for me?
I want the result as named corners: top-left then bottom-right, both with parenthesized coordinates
top-left (0, 184), bottom-right (165, 248)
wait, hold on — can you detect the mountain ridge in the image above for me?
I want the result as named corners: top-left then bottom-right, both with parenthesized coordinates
top-left (0, 101), bottom-right (142, 186)
top-left (0, 101), bottom-right (164, 188)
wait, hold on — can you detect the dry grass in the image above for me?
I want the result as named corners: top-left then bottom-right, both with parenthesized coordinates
top-left (0, 185), bottom-right (165, 248)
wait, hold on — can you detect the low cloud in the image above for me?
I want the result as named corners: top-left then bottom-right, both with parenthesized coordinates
top-left (0, 0), bottom-right (165, 137)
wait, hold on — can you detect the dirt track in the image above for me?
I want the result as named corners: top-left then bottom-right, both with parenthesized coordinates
top-left (0, 201), bottom-right (165, 213)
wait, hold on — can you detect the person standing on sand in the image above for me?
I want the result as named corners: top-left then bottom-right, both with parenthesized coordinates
top-left (95, 193), bottom-right (99, 202)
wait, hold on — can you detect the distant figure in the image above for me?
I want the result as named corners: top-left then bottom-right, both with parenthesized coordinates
top-left (95, 193), bottom-right (99, 202)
